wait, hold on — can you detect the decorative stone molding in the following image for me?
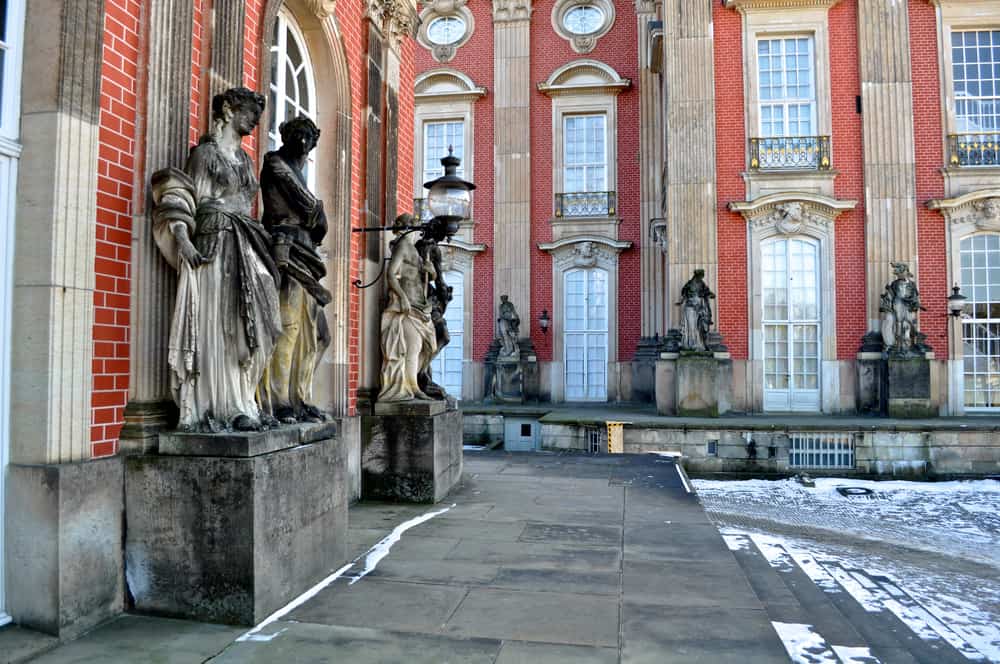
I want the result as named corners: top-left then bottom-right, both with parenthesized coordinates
top-left (367, 0), bottom-right (419, 48)
top-left (634, 0), bottom-right (657, 15)
top-left (415, 69), bottom-right (487, 103)
top-left (305, 0), bottom-right (337, 17)
top-left (539, 236), bottom-right (632, 270)
top-left (493, 0), bottom-right (532, 23)
top-left (929, 189), bottom-right (1000, 232)
top-left (537, 59), bottom-right (631, 97)
top-left (417, 0), bottom-right (474, 63)
top-left (438, 238), bottom-right (487, 273)
top-left (729, 192), bottom-right (857, 230)
top-left (551, 0), bottom-right (615, 54)
top-left (723, 0), bottom-right (841, 11)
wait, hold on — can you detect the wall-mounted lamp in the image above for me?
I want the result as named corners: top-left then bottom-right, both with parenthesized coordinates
top-left (948, 284), bottom-right (968, 318)
top-left (539, 309), bottom-right (551, 335)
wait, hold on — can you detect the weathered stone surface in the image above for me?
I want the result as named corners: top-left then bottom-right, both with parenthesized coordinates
top-left (887, 357), bottom-right (934, 418)
top-left (6, 457), bottom-right (124, 638)
top-left (361, 409), bottom-right (463, 503)
top-left (676, 355), bottom-right (731, 417)
top-left (158, 421), bottom-right (339, 457)
top-left (124, 437), bottom-right (348, 625)
top-left (374, 400), bottom-right (446, 417)
top-left (655, 355), bottom-right (677, 415)
top-left (856, 355), bottom-right (886, 415)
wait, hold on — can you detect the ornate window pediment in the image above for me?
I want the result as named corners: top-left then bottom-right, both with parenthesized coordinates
top-left (537, 60), bottom-right (631, 97)
top-left (415, 69), bottom-right (487, 103)
top-left (438, 238), bottom-right (486, 273)
top-left (723, 0), bottom-right (841, 11)
top-left (730, 192), bottom-right (856, 236)
top-left (929, 188), bottom-right (1000, 232)
top-left (538, 236), bottom-right (631, 270)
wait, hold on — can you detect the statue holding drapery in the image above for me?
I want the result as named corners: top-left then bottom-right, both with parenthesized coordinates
top-left (151, 87), bottom-right (282, 432)
top-left (678, 269), bottom-right (715, 352)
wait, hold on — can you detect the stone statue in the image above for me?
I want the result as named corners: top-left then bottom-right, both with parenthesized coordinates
top-left (677, 269), bottom-right (715, 352)
top-left (377, 214), bottom-right (438, 402)
top-left (258, 116), bottom-right (333, 424)
top-left (151, 87), bottom-right (282, 432)
top-left (416, 223), bottom-right (452, 399)
top-left (497, 295), bottom-right (520, 359)
top-left (880, 262), bottom-right (925, 356)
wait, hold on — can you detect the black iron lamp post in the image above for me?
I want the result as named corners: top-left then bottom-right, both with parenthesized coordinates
top-left (948, 284), bottom-right (968, 318)
top-left (352, 148), bottom-right (475, 288)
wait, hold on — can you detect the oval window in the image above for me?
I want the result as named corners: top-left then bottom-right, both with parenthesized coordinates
top-left (427, 16), bottom-right (466, 45)
top-left (563, 5), bottom-right (604, 35)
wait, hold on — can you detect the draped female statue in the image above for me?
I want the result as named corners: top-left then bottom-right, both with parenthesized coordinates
top-left (151, 87), bottom-right (282, 432)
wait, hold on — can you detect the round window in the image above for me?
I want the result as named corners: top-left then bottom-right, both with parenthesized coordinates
top-left (563, 5), bottom-right (605, 35)
top-left (427, 16), bottom-right (466, 45)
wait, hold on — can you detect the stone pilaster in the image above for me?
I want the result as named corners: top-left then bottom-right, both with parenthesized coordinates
top-left (493, 0), bottom-right (533, 330)
top-left (636, 0), bottom-right (665, 336)
top-left (12, 0), bottom-right (106, 464)
top-left (121, 0), bottom-right (195, 453)
top-left (857, 0), bottom-right (918, 330)
top-left (661, 0), bottom-right (717, 328)
top-left (209, 0), bottom-right (246, 96)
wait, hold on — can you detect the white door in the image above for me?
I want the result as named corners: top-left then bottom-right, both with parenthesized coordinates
top-left (762, 238), bottom-right (821, 412)
top-left (430, 270), bottom-right (464, 399)
top-left (960, 234), bottom-right (1000, 411)
top-left (564, 268), bottom-right (608, 401)
top-left (0, 0), bottom-right (25, 627)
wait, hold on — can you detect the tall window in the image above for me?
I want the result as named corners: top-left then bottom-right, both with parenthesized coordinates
top-left (762, 238), bottom-right (821, 412)
top-left (564, 268), bottom-right (608, 401)
top-left (757, 36), bottom-right (816, 138)
top-left (960, 234), bottom-right (1000, 410)
top-left (952, 30), bottom-right (1000, 132)
top-left (422, 120), bottom-right (464, 183)
top-left (429, 270), bottom-right (464, 399)
top-left (563, 114), bottom-right (606, 192)
top-left (0, 4), bottom-right (8, 135)
top-left (269, 10), bottom-right (317, 189)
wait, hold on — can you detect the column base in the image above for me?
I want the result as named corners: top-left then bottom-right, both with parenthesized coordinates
top-left (118, 400), bottom-right (177, 455)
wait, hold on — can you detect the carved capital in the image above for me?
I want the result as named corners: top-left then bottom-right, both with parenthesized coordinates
top-left (305, 0), bottom-right (338, 18)
top-left (386, 0), bottom-right (420, 49)
top-left (493, 0), bottom-right (532, 23)
top-left (633, 0), bottom-right (657, 14)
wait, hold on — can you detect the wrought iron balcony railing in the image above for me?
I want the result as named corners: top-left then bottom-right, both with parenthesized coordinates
top-left (948, 132), bottom-right (1000, 167)
top-left (413, 198), bottom-right (434, 223)
top-left (554, 191), bottom-right (617, 218)
top-left (750, 136), bottom-right (831, 171)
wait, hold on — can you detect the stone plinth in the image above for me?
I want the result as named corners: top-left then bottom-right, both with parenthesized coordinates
top-left (887, 355), bottom-right (935, 418)
top-left (675, 353), bottom-right (732, 418)
top-left (124, 427), bottom-right (348, 626)
top-left (856, 352), bottom-right (887, 415)
top-left (362, 404), bottom-right (463, 503)
top-left (655, 352), bottom-right (678, 415)
top-left (631, 336), bottom-right (662, 403)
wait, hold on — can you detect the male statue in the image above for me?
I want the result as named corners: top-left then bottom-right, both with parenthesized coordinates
top-left (378, 214), bottom-right (438, 402)
top-left (258, 116), bottom-right (333, 424)
top-left (880, 262), bottom-right (924, 356)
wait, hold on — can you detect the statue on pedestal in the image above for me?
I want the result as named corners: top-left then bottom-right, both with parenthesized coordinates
top-left (416, 223), bottom-right (453, 399)
top-left (151, 87), bottom-right (282, 432)
top-left (880, 262), bottom-right (927, 357)
top-left (497, 295), bottom-right (520, 359)
top-left (377, 214), bottom-right (438, 402)
top-left (677, 269), bottom-right (715, 352)
top-left (258, 116), bottom-right (333, 424)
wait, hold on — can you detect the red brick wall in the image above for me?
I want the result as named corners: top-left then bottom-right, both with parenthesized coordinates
top-left (191, 0), bottom-right (205, 144)
top-left (93, 0), bottom-right (141, 457)
top-left (911, 1), bottom-right (947, 353)
top-left (714, 3), bottom-right (748, 361)
top-left (415, 2), bottom-right (496, 361)
top-left (829, 0), bottom-right (866, 360)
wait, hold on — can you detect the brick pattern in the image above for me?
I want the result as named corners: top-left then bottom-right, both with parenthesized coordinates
top-left (191, 0), bottom-right (204, 144)
top-left (910, 1), bottom-right (947, 353)
top-left (714, 3), bottom-right (749, 361)
top-left (93, 0), bottom-right (141, 457)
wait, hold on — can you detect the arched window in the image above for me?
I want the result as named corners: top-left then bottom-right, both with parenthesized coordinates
top-left (960, 233), bottom-right (1000, 410)
top-left (269, 9), bottom-right (318, 189)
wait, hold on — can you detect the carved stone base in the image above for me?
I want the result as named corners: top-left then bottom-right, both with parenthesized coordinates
top-left (361, 408), bottom-right (463, 504)
top-left (124, 428), bottom-right (348, 625)
top-left (630, 336), bottom-right (663, 403)
top-left (887, 356), bottom-right (935, 418)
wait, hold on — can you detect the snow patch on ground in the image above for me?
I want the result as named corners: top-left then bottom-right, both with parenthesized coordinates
top-left (831, 645), bottom-right (882, 663)
top-left (771, 622), bottom-right (838, 663)
top-left (348, 504), bottom-right (454, 585)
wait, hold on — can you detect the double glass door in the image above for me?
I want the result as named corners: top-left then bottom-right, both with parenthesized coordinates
top-left (762, 238), bottom-right (821, 412)
top-left (564, 268), bottom-right (608, 401)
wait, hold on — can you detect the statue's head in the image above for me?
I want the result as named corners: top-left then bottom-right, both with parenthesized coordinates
top-left (392, 213), bottom-right (414, 235)
top-left (693, 268), bottom-right (705, 279)
top-left (982, 197), bottom-right (1000, 220)
top-left (500, 295), bottom-right (509, 303)
top-left (891, 262), bottom-right (911, 279)
top-left (212, 87), bottom-right (266, 137)
top-left (279, 115), bottom-right (321, 155)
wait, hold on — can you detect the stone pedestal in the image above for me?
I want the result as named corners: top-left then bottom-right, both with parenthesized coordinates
top-left (887, 355), bottom-right (935, 418)
top-left (675, 352), bottom-right (732, 417)
top-left (856, 352), bottom-right (887, 415)
top-left (630, 336), bottom-right (663, 403)
top-left (655, 352), bottom-right (678, 415)
top-left (361, 403), bottom-right (463, 503)
top-left (483, 337), bottom-right (539, 403)
top-left (124, 423), bottom-right (348, 626)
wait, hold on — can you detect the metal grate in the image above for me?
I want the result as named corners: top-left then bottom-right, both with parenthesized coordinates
top-left (585, 427), bottom-right (606, 454)
top-left (788, 432), bottom-right (854, 469)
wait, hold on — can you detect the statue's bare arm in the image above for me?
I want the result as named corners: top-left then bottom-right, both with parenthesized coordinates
top-left (386, 241), bottom-right (411, 313)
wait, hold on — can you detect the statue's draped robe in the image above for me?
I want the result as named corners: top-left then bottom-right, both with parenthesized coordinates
top-left (152, 138), bottom-right (282, 430)
top-left (258, 151), bottom-right (332, 416)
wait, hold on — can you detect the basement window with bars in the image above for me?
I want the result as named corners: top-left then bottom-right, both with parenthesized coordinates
top-left (788, 432), bottom-right (854, 469)
top-left (585, 426), bottom-right (606, 454)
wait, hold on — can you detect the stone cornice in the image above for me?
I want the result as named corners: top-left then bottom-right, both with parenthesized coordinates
top-left (537, 60), bottom-right (631, 97)
top-left (723, 0), bottom-right (841, 12)
top-left (929, 188), bottom-right (1000, 231)
top-left (730, 192), bottom-right (857, 234)
top-left (493, 0), bottom-right (532, 23)
top-left (538, 236), bottom-right (632, 253)
top-left (440, 238), bottom-right (487, 253)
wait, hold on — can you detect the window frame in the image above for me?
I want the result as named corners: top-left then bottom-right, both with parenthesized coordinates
top-left (0, 0), bottom-right (25, 149)
top-left (562, 113), bottom-right (608, 194)
top-left (756, 35), bottom-right (818, 139)
top-left (422, 119), bottom-right (466, 183)
top-left (958, 232), bottom-right (1000, 411)
top-left (268, 9), bottom-right (318, 190)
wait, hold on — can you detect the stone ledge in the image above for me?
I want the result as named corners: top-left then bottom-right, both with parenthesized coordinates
top-left (158, 421), bottom-right (338, 457)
